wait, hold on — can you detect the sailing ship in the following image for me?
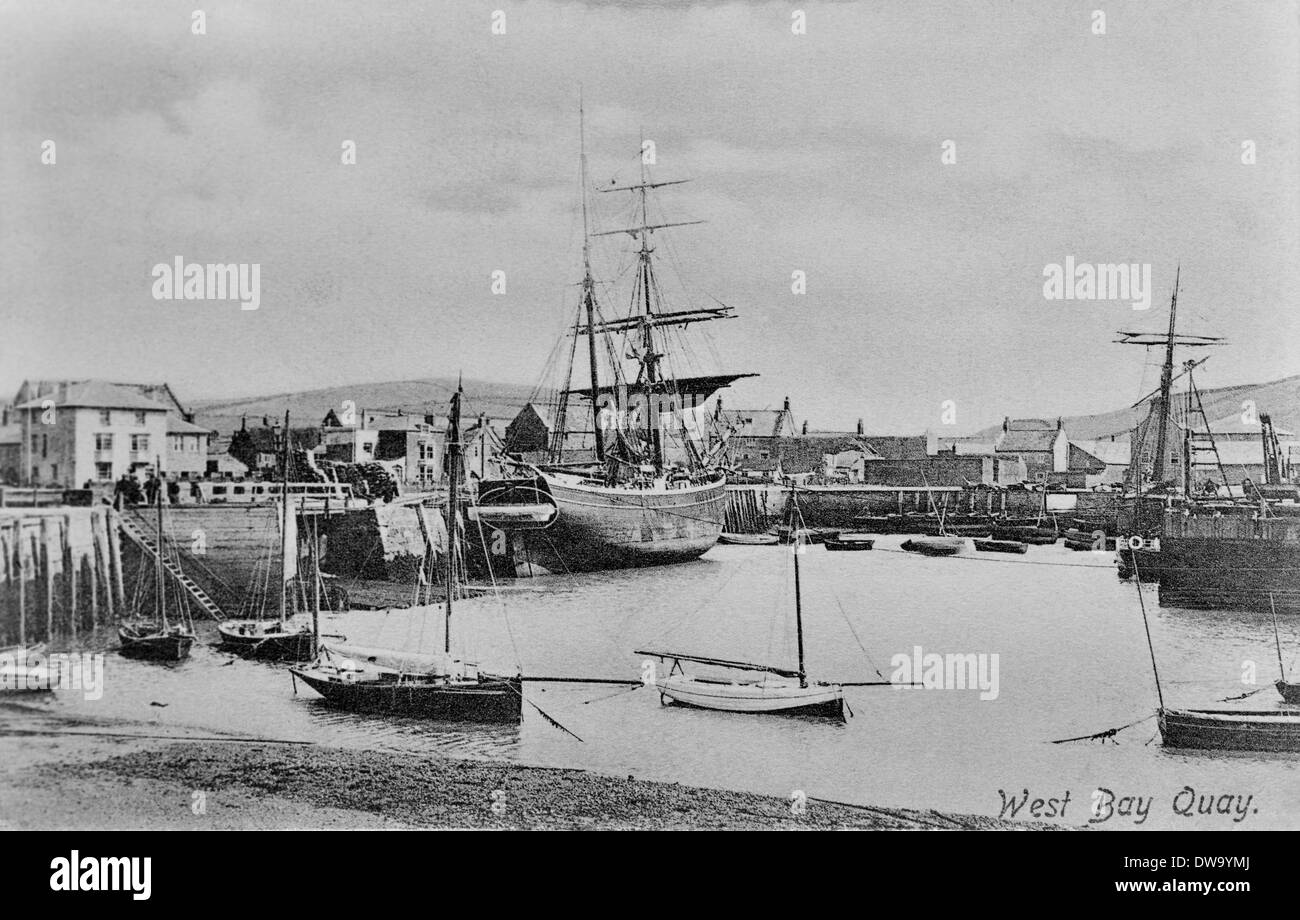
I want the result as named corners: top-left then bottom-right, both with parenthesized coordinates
top-left (637, 488), bottom-right (845, 719)
top-left (291, 385), bottom-right (524, 723)
top-left (487, 106), bottom-right (754, 574)
top-left (217, 412), bottom-right (319, 660)
top-left (119, 458), bottom-right (196, 661)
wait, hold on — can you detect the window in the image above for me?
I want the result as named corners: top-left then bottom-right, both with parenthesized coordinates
top-left (133, 410), bottom-right (147, 426)
top-left (131, 434), bottom-right (150, 453)
top-left (41, 434), bottom-right (48, 458)
top-left (95, 462), bottom-right (112, 480)
top-left (50, 463), bottom-right (58, 481)
top-left (99, 410), bottom-right (111, 425)
top-left (95, 433), bottom-right (113, 451)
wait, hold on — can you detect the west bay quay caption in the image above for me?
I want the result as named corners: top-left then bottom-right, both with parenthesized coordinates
top-left (997, 787), bottom-right (1259, 826)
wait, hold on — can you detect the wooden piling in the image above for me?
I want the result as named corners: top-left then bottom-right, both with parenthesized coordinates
top-left (41, 517), bottom-right (54, 642)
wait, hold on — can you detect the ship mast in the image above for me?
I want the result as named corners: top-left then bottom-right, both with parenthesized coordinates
top-left (792, 488), bottom-right (807, 689)
top-left (279, 410), bottom-right (290, 625)
top-left (581, 98), bottom-right (604, 463)
top-left (155, 454), bottom-right (167, 630)
top-left (444, 381), bottom-right (462, 654)
top-left (1151, 266), bottom-right (1180, 486)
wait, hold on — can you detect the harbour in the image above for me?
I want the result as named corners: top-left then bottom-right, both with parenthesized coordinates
top-left (4, 537), bottom-right (1300, 829)
top-left (4, 0), bottom-right (1300, 861)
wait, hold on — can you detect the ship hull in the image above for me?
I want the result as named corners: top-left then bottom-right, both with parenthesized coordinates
top-left (291, 669), bottom-right (523, 722)
top-left (508, 472), bottom-right (726, 573)
top-left (1160, 707), bottom-right (1300, 752)
top-left (1157, 536), bottom-right (1300, 612)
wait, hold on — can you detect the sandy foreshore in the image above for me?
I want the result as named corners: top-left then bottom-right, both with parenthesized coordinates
top-left (0, 706), bottom-right (1051, 830)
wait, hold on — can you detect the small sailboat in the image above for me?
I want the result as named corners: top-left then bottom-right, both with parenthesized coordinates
top-left (1133, 562), bottom-right (1300, 751)
top-left (119, 459), bottom-right (196, 661)
top-left (292, 385), bottom-right (524, 723)
top-left (217, 411), bottom-right (319, 661)
top-left (1267, 594), bottom-right (1300, 704)
top-left (637, 488), bottom-right (845, 720)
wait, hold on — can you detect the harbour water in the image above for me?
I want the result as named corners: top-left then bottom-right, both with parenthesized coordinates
top-left (12, 537), bottom-right (1300, 829)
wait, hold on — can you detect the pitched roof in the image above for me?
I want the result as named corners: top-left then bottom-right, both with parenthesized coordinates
top-left (16, 380), bottom-right (169, 412)
top-left (998, 428), bottom-right (1061, 452)
top-left (166, 416), bottom-right (213, 435)
top-left (717, 408), bottom-right (792, 438)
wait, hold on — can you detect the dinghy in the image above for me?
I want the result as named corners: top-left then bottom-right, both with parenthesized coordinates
top-left (901, 536), bottom-right (966, 556)
top-left (825, 535), bottom-right (874, 552)
top-left (973, 538), bottom-right (1027, 555)
top-left (719, 532), bottom-right (779, 546)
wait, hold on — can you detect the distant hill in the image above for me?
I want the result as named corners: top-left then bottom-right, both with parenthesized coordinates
top-left (975, 373), bottom-right (1300, 441)
top-left (189, 372), bottom-right (1300, 443)
top-left (191, 377), bottom-right (539, 436)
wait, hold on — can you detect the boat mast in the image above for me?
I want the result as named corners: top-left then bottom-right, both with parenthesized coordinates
top-left (635, 131), bottom-right (664, 472)
top-left (579, 97), bottom-right (605, 464)
top-left (279, 410), bottom-right (291, 625)
top-left (791, 486), bottom-right (807, 688)
top-left (444, 382), bottom-right (462, 654)
top-left (155, 454), bottom-right (167, 629)
top-left (307, 497), bottom-right (319, 658)
top-left (1151, 266), bottom-right (1180, 487)
top-left (1271, 593), bottom-right (1287, 683)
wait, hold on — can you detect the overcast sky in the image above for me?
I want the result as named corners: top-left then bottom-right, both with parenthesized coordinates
top-left (2, 0), bottom-right (1297, 432)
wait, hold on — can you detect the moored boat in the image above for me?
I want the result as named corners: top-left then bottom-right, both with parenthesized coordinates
top-left (901, 536), bottom-right (966, 556)
top-left (973, 538), bottom-right (1027, 555)
top-left (719, 532), bottom-right (779, 546)
top-left (1159, 707), bottom-right (1300, 752)
top-left (292, 385), bottom-right (522, 723)
top-left (217, 412), bottom-right (321, 662)
top-left (825, 535), bottom-right (874, 551)
top-left (119, 623), bottom-right (194, 661)
top-left (118, 459), bottom-right (196, 662)
top-left (637, 488), bottom-right (849, 720)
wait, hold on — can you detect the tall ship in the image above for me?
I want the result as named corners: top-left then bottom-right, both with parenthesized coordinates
top-left (479, 108), bottom-right (753, 574)
top-left (1114, 270), bottom-right (1300, 611)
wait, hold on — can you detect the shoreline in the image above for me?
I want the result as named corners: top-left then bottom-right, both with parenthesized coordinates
top-left (0, 710), bottom-right (1054, 829)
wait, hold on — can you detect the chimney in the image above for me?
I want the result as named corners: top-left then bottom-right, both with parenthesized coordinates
top-left (1057, 416), bottom-right (1063, 431)
top-left (801, 420), bottom-right (808, 436)
top-left (1003, 416), bottom-right (1010, 434)
top-left (856, 418), bottom-right (864, 435)
top-left (783, 396), bottom-right (791, 413)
